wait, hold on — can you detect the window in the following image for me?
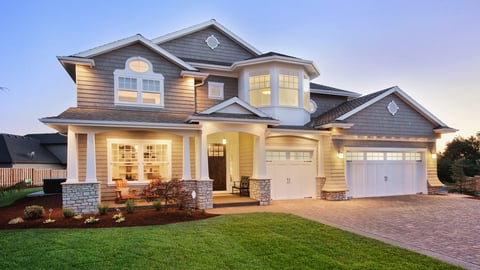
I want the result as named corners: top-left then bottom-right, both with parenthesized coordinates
top-left (249, 72), bottom-right (271, 106)
top-left (279, 71), bottom-right (299, 106)
top-left (114, 57), bottom-right (164, 107)
top-left (109, 139), bottom-right (171, 182)
top-left (266, 151), bottom-right (312, 162)
top-left (386, 152), bottom-right (403, 160)
top-left (303, 75), bottom-right (310, 110)
top-left (405, 152), bottom-right (422, 161)
top-left (346, 152), bottom-right (365, 161)
top-left (208, 82), bottom-right (224, 100)
top-left (366, 152), bottom-right (384, 160)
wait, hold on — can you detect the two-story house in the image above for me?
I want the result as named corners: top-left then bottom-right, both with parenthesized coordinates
top-left (41, 19), bottom-right (455, 213)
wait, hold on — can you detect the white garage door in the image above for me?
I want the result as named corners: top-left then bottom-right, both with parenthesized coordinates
top-left (346, 150), bottom-right (427, 198)
top-left (266, 150), bottom-right (316, 200)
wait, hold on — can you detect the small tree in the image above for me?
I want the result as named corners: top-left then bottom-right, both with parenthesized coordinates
top-left (451, 160), bottom-right (467, 193)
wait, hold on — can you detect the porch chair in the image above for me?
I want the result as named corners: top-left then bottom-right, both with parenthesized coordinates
top-left (115, 179), bottom-right (136, 203)
top-left (232, 176), bottom-right (250, 197)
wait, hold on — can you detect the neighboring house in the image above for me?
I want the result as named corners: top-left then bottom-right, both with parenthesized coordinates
top-left (0, 133), bottom-right (66, 169)
top-left (41, 19), bottom-right (455, 213)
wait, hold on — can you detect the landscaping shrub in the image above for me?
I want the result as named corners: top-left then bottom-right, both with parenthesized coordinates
top-left (23, 205), bottom-right (45, 219)
top-left (97, 203), bottom-right (109, 215)
top-left (152, 200), bottom-right (162, 211)
top-left (125, 199), bottom-right (135, 213)
top-left (62, 207), bottom-right (75, 218)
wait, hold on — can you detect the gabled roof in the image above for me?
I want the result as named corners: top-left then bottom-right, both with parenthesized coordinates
top-left (152, 19), bottom-right (262, 56)
top-left (186, 97), bottom-right (280, 125)
top-left (310, 83), bottom-right (361, 98)
top-left (73, 34), bottom-right (197, 71)
top-left (311, 86), bottom-right (456, 132)
top-left (0, 134), bottom-right (63, 165)
top-left (58, 34), bottom-right (200, 80)
top-left (232, 51), bottom-right (320, 79)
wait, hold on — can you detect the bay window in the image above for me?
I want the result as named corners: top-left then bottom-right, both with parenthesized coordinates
top-left (279, 71), bottom-right (299, 106)
top-left (249, 72), bottom-right (271, 106)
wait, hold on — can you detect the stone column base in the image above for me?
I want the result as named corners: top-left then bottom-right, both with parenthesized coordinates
top-left (181, 179), bottom-right (213, 209)
top-left (323, 191), bottom-right (346, 201)
top-left (250, 178), bottom-right (271, 206)
top-left (62, 182), bottom-right (100, 214)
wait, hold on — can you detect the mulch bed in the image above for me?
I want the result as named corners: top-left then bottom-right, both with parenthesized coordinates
top-left (0, 194), bottom-right (218, 230)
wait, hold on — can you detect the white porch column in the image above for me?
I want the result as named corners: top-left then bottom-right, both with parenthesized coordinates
top-left (252, 133), bottom-right (267, 179)
top-left (66, 127), bottom-right (78, 183)
top-left (85, 132), bottom-right (97, 182)
top-left (200, 130), bottom-right (210, 180)
top-left (182, 135), bottom-right (192, 180)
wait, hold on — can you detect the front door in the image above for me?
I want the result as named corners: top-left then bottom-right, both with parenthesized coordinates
top-left (208, 144), bottom-right (226, 191)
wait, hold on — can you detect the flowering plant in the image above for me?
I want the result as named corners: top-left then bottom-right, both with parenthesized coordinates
top-left (112, 209), bottom-right (125, 223)
top-left (43, 208), bottom-right (55, 224)
top-left (84, 216), bottom-right (99, 224)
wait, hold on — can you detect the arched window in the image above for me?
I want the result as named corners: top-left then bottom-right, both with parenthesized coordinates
top-left (114, 57), bottom-right (164, 107)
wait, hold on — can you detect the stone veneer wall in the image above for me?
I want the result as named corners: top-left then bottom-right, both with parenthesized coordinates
top-left (249, 178), bottom-right (271, 206)
top-left (316, 177), bottom-right (326, 199)
top-left (324, 191), bottom-right (346, 201)
top-left (181, 179), bottom-right (213, 209)
top-left (62, 182), bottom-right (100, 214)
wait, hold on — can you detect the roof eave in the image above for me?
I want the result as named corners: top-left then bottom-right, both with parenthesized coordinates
top-left (315, 123), bottom-right (355, 129)
top-left (434, 127), bottom-right (458, 134)
top-left (186, 116), bottom-right (280, 126)
top-left (40, 118), bottom-right (200, 131)
top-left (231, 55), bottom-right (320, 78)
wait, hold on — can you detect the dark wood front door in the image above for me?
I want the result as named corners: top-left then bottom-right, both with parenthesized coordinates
top-left (208, 144), bottom-right (226, 191)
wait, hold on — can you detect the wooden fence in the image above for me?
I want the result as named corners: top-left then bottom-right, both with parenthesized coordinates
top-left (0, 168), bottom-right (67, 188)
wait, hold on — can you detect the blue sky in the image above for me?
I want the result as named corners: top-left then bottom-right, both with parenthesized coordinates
top-left (1, 0), bottom-right (479, 151)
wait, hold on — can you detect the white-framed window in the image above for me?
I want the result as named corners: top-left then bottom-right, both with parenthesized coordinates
top-left (114, 57), bottom-right (164, 107)
top-left (108, 139), bottom-right (171, 183)
top-left (249, 71), bottom-right (271, 106)
top-left (346, 152), bottom-right (365, 161)
top-left (303, 75), bottom-right (310, 110)
top-left (208, 82), bottom-right (224, 100)
top-left (405, 152), bottom-right (422, 161)
top-left (366, 152), bottom-right (384, 161)
top-left (266, 151), bottom-right (312, 162)
top-left (279, 71), bottom-right (299, 107)
top-left (386, 152), bottom-right (403, 160)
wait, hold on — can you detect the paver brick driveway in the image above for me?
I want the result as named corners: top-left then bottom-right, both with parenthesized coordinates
top-left (209, 194), bottom-right (480, 269)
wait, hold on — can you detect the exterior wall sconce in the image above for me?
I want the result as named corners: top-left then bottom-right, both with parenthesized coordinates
top-left (338, 152), bottom-right (344, 159)
top-left (431, 153), bottom-right (437, 159)
top-left (222, 138), bottom-right (227, 145)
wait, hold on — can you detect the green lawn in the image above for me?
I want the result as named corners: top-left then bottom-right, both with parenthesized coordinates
top-left (0, 212), bottom-right (460, 269)
top-left (0, 187), bottom-right (42, 207)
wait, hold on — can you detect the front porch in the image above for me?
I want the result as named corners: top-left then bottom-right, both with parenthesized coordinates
top-left (102, 193), bottom-right (260, 209)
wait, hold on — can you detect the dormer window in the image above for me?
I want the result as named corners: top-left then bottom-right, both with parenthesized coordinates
top-left (114, 57), bottom-right (164, 107)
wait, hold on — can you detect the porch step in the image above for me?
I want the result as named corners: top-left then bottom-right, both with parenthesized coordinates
top-left (213, 201), bottom-right (260, 208)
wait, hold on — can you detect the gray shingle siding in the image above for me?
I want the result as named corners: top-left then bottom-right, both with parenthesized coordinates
top-left (343, 94), bottom-right (437, 138)
top-left (310, 94), bottom-right (349, 118)
top-left (196, 75), bottom-right (238, 112)
top-left (159, 27), bottom-right (256, 64)
top-left (76, 43), bottom-right (194, 114)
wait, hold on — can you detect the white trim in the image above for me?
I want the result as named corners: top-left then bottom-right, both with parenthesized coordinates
top-left (208, 81), bottom-right (224, 100)
top-left (333, 135), bottom-right (435, 142)
top-left (73, 34), bottom-right (197, 71)
top-left (114, 57), bottom-right (165, 107)
top-left (336, 86), bottom-right (450, 128)
top-left (345, 147), bottom-right (427, 153)
top-left (200, 97), bottom-right (270, 117)
top-left (434, 127), bottom-right (458, 134)
top-left (107, 138), bottom-right (172, 184)
top-left (310, 88), bottom-right (361, 97)
top-left (57, 56), bottom-right (95, 67)
top-left (40, 118), bottom-right (201, 130)
top-left (232, 55), bottom-right (320, 79)
top-left (187, 116), bottom-right (280, 125)
top-left (152, 19), bottom-right (262, 55)
top-left (180, 70), bottom-right (210, 80)
top-left (319, 123), bottom-right (355, 129)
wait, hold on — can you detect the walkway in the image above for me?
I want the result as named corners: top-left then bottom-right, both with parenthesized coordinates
top-left (208, 194), bottom-right (480, 270)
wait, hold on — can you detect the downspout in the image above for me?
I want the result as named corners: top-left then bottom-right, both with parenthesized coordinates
top-left (194, 78), bottom-right (206, 113)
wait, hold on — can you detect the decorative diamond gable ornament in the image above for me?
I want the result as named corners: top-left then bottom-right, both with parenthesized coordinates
top-left (387, 100), bottom-right (399, 116)
top-left (205, 35), bottom-right (220, 50)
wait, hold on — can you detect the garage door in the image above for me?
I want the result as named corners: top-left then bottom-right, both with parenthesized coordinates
top-left (346, 150), bottom-right (426, 198)
top-left (266, 150), bottom-right (316, 200)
